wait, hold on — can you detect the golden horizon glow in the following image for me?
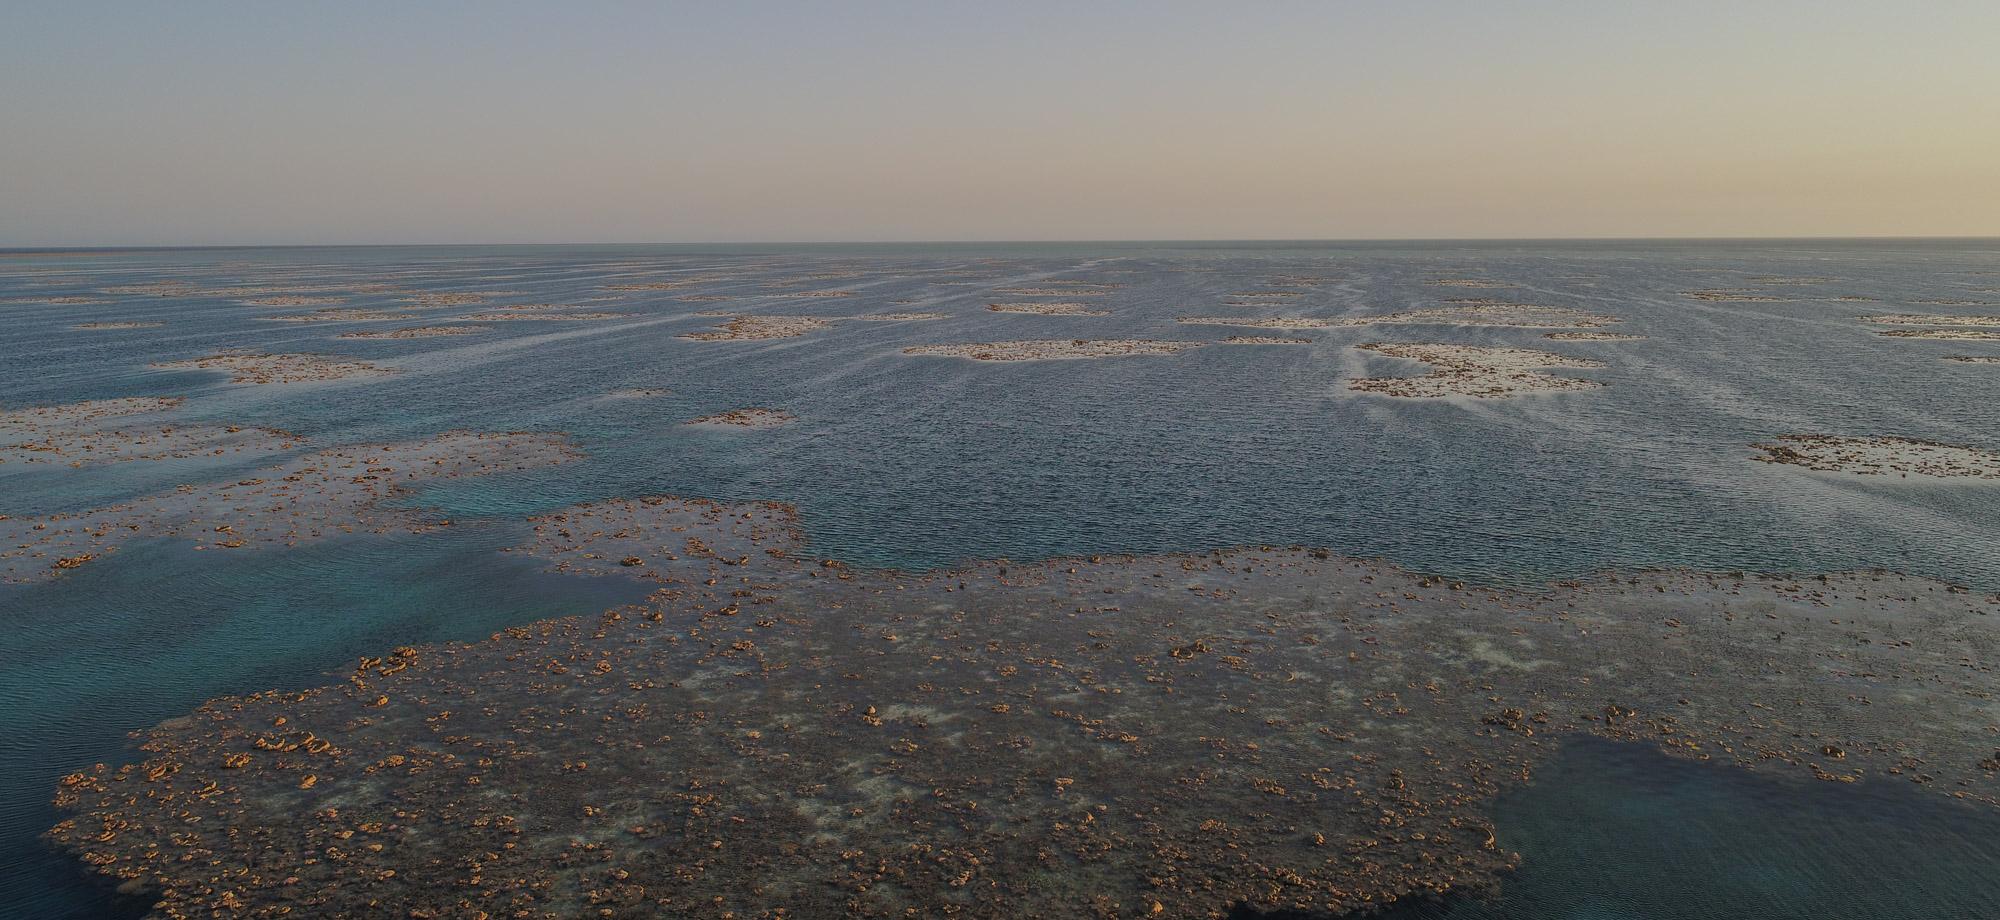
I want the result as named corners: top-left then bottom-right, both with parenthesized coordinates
top-left (4, 2), bottom-right (1998, 245)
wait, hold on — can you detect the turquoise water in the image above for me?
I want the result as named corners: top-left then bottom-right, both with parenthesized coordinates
top-left (3, 241), bottom-right (1998, 917)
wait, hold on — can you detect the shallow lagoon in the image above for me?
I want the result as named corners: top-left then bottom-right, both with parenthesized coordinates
top-left (3, 240), bottom-right (1998, 916)
top-left (1377, 737), bottom-right (2000, 919)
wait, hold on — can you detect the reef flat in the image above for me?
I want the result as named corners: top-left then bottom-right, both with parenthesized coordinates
top-left (1753, 435), bottom-right (2000, 479)
top-left (904, 340), bottom-right (1205, 361)
top-left (49, 496), bottom-right (2000, 918)
top-left (337, 325), bottom-right (491, 340)
top-left (679, 315), bottom-right (832, 341)
top-left (987, 303), bottom-right (1110, 316)
top-left (686, 408), bottom-right (797, 429)
top-left (0, 397), bottom-right (300, 469)
top-left (1349, 344), bottom-right (1606, 398)
top-left (150, 352), bottom-right (395, 385)
top-left (1, 432), bottom-right (580, 582)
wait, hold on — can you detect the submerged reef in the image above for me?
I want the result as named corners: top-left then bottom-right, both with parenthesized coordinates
top-left (1753, 435), bottom-right (2000, 479)
top-left (1220, 336), bottom-right (1312, 345)
top-left (150, 352), bottom-right (395, 385)
top-left (1543, 331), bottom-right (1644, 342)
top-left (1864, 313), bottom-right (2000, 328)
top-left (904, 340), bottom-right (1205, 361)
top-left (1178, 317), bottom-right (1333, 330)
top-left (1332, 304), bottom-right (1621, 329)
top-left (337, 325), bottom-right (492, 339)
top-left (1, 432), bottom-right (580, 581)
top-left (1348, 344), bottom-right (1606, 398)
top-left (686, 408), bottom-right (798, 429)
top-left (49, 496), bottom-right (2000, 918)
top-left (0, 396), bottom-right (300, 469)
top-left (679, 315), bottom-right (833, 341)
top-left (987, 303), bottom-right (1110, 316)
top-left (256, 309), bottom-right (415, 323)
top-left (1878, 329), bottom-right (2000, 341)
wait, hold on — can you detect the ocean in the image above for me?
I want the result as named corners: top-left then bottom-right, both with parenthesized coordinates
top-left (3, 240), bottom-right (1997, 917)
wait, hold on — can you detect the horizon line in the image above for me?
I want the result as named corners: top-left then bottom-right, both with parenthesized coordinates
top-left (5, 234), bottom-right (2000, 252)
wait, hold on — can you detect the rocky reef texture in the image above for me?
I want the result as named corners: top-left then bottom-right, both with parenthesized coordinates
top-left (1544, 331), bottom-right (1645, 342)
top-left (151, 352), bottom-right (395, 385)
top-left (1864, 313), bottom-right (2000, 328)
top-left (1752, 435), bottom-right (2000, 479)
top-left (0, 397), bottom-right (184, 430)
top-left (991, 286), bottom-right (1114, 297)
top-left (1329, 304), bottom-right (1621, 329)
top-left (851, 312), bottom-right (947, 321)
top-left (337, 325), bottom-right (491, 340)
top-left (1681, 290), bottom-right (1789, 302)
top-left (4, 295), bottom-right (111, 305)
top-left (1224, 291), bottom-right (1305, 300)
top-left (1944, 356), bottom-right (2000, 364)
top-left (1220, 336), bottom-right (1312, 345)
top-left (402, 292), bottom-right (496, 309)
top-left (49, 505), bottom-right (2000, 919)
top-left (456, 310), bottom-right (633, 322)
top-left (1176, 317), bottom-right (1333, 330)
top-left (257, 309), bottom-right (420, 323)
top-left (1878, 329), bottom-right (2000, 341)
top-left (1350, 344), bottom-right (1607, 398)
top-left (242, 296), bottom-right (351, 308)
top-left (686, 408), bottom-right (797, 429)
top-left (986, 303), bottom-right (1110, 316)
top-left (679, 315), bottom-right (833, 341)
top-left (0, 396), bottom-right (300, 470)
top-left (0, 432), bottom-right (581, 582)
top-left (904, 340), bottom-right (1204, 361)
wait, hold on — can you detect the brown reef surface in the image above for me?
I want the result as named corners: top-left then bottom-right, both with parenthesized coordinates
top-left (1350, 344), bottom-right (1606, 398)
top-left (337, 326), bottom-right (491, 340)
top-left (1331, 305), bottom-right (1620, 330)
top-left (904, 340), bottom-right (1204, 361)
top-left (258, 309), bottom-right (419, 323)
top-left (679, 316), bottom-right (833, 342)
top-left (1543, 332), bottom-right (1645, 342)
top-left (1177, 317), bottom-right (1333, 330)
top-left (1877, 330), bottom-right (2000, 341)
top-left (1752, 435), bottom-right (2000, 480)
top-left (1220, 336), bottom-right (1312, 345)
top-left (0, 396), bottom-right (301, 470)
top-left (1864, 313), bottom-right (2000, 328)
top-left (151, 352), bottom-right (394, 385)
top-left (1, 432), bottom-right (581, 582)
top-left (47, 495), bottom-right (2000, 918)
top-left (686, 408), bottom-right (798, 429)
top-left (987, 303), bottom-right (1110, 316)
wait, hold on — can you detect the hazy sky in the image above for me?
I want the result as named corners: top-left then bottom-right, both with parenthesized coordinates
top-left (5, 1), bottom-right (1998, 245)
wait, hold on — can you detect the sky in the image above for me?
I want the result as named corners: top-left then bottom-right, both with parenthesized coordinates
top-left (4, 1), bottom-right (1998, 245)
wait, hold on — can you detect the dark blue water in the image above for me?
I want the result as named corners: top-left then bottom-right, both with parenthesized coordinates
top-left (3, 241), bottom-right (1997, 917)
top-left (1376, 737), bottom-right (2000, 919)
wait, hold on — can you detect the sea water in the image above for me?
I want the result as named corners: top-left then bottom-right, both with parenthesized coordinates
top-left (3, 240), bottom-right (1997, 917)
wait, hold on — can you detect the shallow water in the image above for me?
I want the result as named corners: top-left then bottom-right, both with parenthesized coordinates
top-left (3, 240), bottom-right (1998, 916)
top-left (1376, 736), bottom-right (2000, 919)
